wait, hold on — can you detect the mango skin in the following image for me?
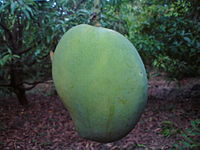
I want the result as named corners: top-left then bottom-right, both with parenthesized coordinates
top-left (52, 24), bottom-right (148, 143)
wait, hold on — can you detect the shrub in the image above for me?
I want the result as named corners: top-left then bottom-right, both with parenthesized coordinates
top-left (126, 0), bottom-right (200, 79)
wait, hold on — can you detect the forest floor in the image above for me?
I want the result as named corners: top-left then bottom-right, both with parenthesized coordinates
top-left (0, 74), bottom-right (200, 150)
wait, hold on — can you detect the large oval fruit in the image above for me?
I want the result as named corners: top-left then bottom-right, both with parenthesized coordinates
top-left (52, 24), bottom-right (147, 143)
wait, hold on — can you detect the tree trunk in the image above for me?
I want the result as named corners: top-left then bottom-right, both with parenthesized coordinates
top-left (14, 87), bottom-right (28, 106)
top-left (10, 62), bottom-right (28, 106)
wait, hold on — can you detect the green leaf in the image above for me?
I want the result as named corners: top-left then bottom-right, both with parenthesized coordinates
top-left (137, 144), bottom-right (146, 148)
top-left (13, 55), bottom-right (20, 59)
top-left (0, 3), bottom-right (9, 13)
top-left (22, 9), bottom-right (30, 19)
top-left (78, 9), bottom-right (90, 15)
top-left (183, 37), bottom-right (191, 43)
top-left (25, 5), bottom-right (34, 16)
top-left (182, 141), bottom-right (192, 147)
top-left (10, 1), bottom-right (17, 15)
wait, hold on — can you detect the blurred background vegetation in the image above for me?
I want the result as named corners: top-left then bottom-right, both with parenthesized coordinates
top-left (0, 0), bottom-right (199, 105)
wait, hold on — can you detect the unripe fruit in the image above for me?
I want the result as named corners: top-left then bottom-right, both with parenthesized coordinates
top-left (52, 24), bottom-right (147, 143)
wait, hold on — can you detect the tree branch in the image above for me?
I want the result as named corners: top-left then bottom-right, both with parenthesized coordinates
top-left (22, 80), bottom-right (49, 90)
top-left (16, 15), bottom-right (24, 50)
top-left (16, 47), bottom-right (34, 55)
top-left (0, 21), bottom-right (18, 51)
top-left (24, 84), bottom-right (37, 90)
top-left (17, 40), bottom-right (41, 55)
top-left (37, 52), bottom-right (50, 60)
top-left (23, 81), bottom-right (45, 85)
top-left (0, 22), bottom-right (13, 39)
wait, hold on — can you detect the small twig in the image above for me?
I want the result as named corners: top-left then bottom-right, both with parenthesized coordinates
top-left (16, 47), bottom-right (33, 55)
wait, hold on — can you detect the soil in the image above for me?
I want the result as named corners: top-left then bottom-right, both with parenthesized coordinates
top-left (0, 76), bottom-right (200, 150)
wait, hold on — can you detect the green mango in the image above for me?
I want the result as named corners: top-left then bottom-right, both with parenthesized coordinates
top-left (52, 24), bottom-right (147, 143)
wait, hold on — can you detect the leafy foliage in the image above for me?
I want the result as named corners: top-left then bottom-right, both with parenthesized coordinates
top-left (103, 0), bottom-right (200, 79)
top-left (160, 120), bottom-right (180, 137)
top-left (160, 119), bottom-right (200, 149)
top-left (172, 119), bottom-right (200, 150)
top-left (0, 0), bottom-right (92, 104)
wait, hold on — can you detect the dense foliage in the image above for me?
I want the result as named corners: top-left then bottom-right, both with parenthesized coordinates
top-left (105, 0), bottom-right (200, 79)
top-left (0, 0), bottom-right (92, 104)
